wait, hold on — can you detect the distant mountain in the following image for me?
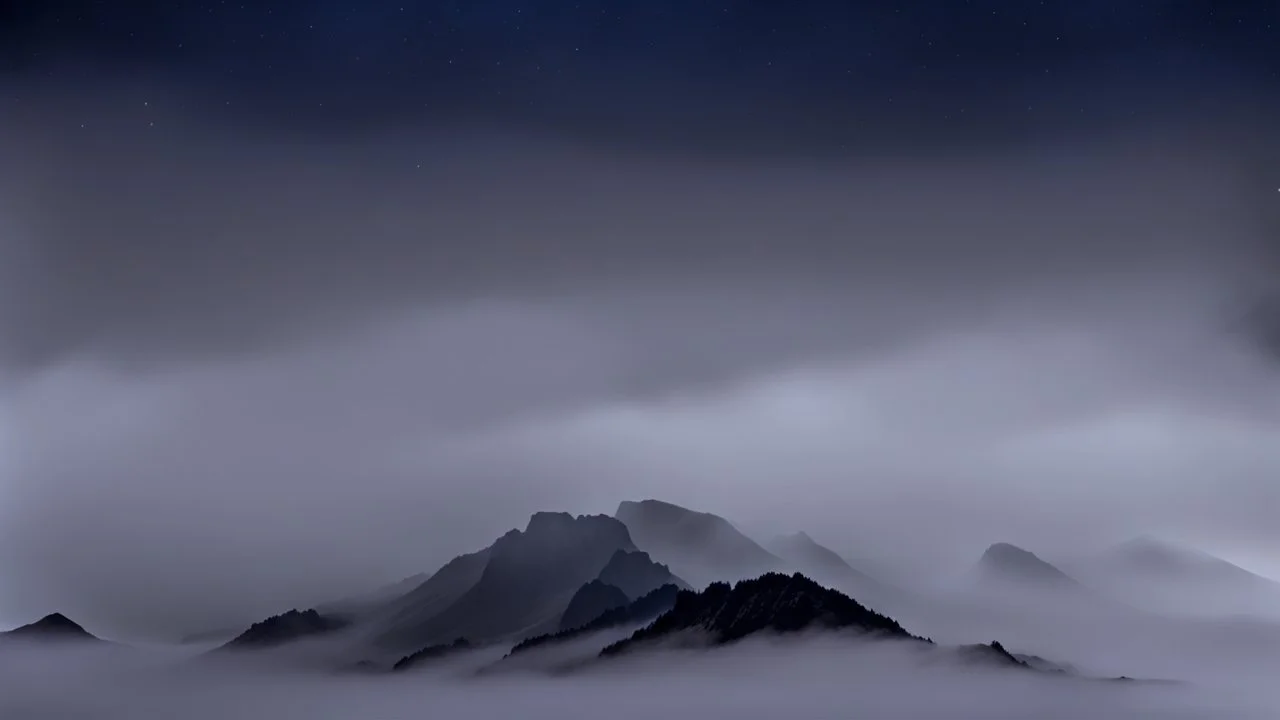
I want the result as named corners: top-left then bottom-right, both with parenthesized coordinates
top-left (1066, 536), bottom-right (1280, 618)
top-left (976, 543), bottom-right (1077, 586)
top-left (509, 584), bottom-right (681, 657)
top-left (601, 572), bottom-right (919, 656)
top-left (375, 511), bottom-right (637, 653)
top-left (217, 609), bottom-right (352, 651)
top-left (1, 613), bottom-right (100, 643)
top-left (318, 572), bottom-right (431, 617)
top-left (767, 532), bottom-right (900, 612)
top-left (559, 580), bottom-right (630, 632)
top-left (615, 499), bottom-right (783, 587)
top-left (597, 549), bottom-right (689, 599)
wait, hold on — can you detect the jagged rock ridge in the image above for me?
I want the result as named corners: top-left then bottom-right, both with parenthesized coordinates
top-left (602, 572), bottom-right (918, 656)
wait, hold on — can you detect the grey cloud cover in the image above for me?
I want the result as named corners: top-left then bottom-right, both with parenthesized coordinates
top-left (1, 78), bottom-right (1279, 638)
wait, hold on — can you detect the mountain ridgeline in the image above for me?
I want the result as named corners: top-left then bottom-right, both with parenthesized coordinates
top-left (11, 498), bottom-right (1208, 685)
top-left (602, 572), bottom-right (919, 656)
top-left (218, 609), bottom-right (352, 651)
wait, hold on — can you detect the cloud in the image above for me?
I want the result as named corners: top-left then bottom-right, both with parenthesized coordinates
top-left (1, 76), bottom-right (1279, 639)
top-left (0, 633), bottom-right (1274, 719)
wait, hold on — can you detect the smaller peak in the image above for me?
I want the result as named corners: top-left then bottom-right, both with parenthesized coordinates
top-left (981, 542), bottom-right (1041, 565)
top-left (606, 548), bottom-right (650, 563)
top-left (4, 612), bottom-right (96, 640)
top-left (979, 543), bottom-right (1071, 583)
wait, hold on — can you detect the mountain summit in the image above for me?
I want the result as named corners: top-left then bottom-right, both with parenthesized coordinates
top-left (1, 613), bottom-right (100, 642)
top-left (375, 511), bottom-right (637, 653)
top-left (615, 499), bottom-right (782, 587)
top-left (978, 543), bottom-right (1075, 585)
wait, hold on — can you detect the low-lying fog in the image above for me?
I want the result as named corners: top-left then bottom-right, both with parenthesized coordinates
top-left (3, 631), bottom-right (1277, 720)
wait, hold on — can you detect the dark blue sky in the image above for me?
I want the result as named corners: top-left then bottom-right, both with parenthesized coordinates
top-left (4, 1), bottom-right (1277, 149)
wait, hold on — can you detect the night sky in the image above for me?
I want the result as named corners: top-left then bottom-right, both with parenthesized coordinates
top-left (1, 3), bottom-right (1279, 639)
top-left (4, 2), bottom-right (1277, 147)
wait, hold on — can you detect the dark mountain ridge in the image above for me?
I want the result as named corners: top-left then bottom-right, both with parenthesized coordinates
top-left (597, 548), bottom-right (688, 599)
top-left (509, 584), bottom-right (682, 657)
top-left (601, 572), bottom-right (919, 656)
top-left (375, 511), bottom-right (637, 653)
top-left (392, 637), bottom-right (473, 672)
top-left (1, 612), bottom-right (101, 643)
top-left (217, 609), bottom-right (352, 651)
top-left (559, 580), bottom-right (630, 632)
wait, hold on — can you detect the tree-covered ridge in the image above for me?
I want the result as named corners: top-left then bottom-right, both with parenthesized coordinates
top-left (602, 572), bottom-right (919, 656)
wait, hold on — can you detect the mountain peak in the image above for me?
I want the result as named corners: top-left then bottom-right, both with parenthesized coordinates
top-left (2, 612), bottom-right (98, 641)
top-left (525, 511), bottom-right (577, 534)
top-left (979, 543), bottom-right (1072, 584)
top-left (614, 499), bottom-right (782, 584)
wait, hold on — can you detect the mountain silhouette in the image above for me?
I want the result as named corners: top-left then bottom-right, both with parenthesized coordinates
top-left (977, 543), bottom-right (1076, 586)
top-left (601, 572), bottom-right (918, 656)
top-left (370, 547), bottom-right (492, 649)
top-left (509, 584), bottom-right (681, 656)
top-left (1068, 536), bottom-right (1280, 618)
top-left (217, 609), bottom-right (352, 650)
top-left (376, 511), bottom-right (637, 653)
top-left (559, 580), bottom-right (630, 632)
top-left (767, 531), bottom-right (900, 612)
top-left (596, 549), bottom-right (688, 599)
top-left (615, 499), bottom-right (783, 586)
top-left (1108, 537), bottom-right (1280, 589)
top-left (1, 613), bottom-right (100, 643)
